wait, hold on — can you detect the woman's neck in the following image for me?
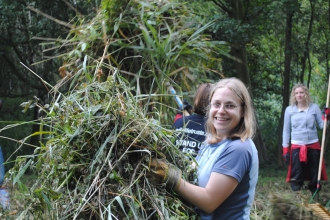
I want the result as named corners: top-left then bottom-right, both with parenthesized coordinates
top-left (215, 134), bottom-right (227, 143)
top-left (297, 102), bottom-right (308, 110)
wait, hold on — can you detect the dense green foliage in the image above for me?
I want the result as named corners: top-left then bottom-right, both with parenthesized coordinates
top-left (1, 0), bottom-right (330, 181)
top-left (0, 0), bottom-right (105, 169)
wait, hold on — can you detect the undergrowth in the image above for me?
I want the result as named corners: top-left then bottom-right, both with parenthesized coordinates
top-left (2, 166), bottom-right (330, 219)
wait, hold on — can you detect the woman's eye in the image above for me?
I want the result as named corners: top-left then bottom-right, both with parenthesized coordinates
top-left (225, 104), bottom-right (236, 109)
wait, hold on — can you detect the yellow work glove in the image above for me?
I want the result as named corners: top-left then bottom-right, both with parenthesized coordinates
top-left (148, 158), bottom-right (182, 191)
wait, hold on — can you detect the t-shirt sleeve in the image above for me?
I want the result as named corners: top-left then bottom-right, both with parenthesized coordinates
top-left (211, 140), bottom-right (252, 182)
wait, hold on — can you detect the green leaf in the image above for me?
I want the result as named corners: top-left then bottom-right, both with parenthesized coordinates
top-left (13, 159), bottom-right (32, 185)
top-left (41, 191), bottom-right (53, 212)
top-left (115, 196), bottom-right (129, 218)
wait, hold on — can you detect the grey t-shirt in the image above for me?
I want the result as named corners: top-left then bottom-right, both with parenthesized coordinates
top-left (195, 138), bottom-right (259, 220)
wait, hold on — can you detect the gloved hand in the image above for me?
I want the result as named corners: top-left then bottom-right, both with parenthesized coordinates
top-left (283, 153), bottom-right (290, 166)
top-left (148, 158), bottom-right (182, 190)
top-left (322, 107), bottom-right (330, 120)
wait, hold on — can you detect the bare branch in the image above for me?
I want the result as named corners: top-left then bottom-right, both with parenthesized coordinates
top-left (26, 5), bottom-right (74, 29)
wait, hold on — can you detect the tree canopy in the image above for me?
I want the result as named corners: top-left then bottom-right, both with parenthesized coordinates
top-left (1, 0), bottom-right (330, 174)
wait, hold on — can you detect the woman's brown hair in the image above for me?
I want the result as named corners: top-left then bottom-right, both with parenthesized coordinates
top-left (193, 83), bottom-right (212, 116)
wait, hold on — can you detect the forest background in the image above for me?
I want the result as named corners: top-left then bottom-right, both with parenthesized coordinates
top-left (2, 0), bottom-right (330, 168)
top-left (1, 0), bottom-right (330, 218)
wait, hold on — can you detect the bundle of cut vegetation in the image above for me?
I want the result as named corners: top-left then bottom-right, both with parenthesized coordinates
top-left (269, 192), bottom-right (324, 220)
top-left (6, 72), bottom-right (197, 219)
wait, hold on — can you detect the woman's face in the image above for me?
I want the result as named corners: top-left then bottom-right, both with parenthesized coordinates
top-left (210, 87), bottom-right (243, 140)
top-left (294, 87), bottom-right (306, 103)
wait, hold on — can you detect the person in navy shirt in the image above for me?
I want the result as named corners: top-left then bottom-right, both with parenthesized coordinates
top-left (173, 83), bottom-right (212, 157)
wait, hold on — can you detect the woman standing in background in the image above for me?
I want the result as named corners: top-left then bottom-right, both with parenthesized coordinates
top-left (282, 83), bottom-right (328, 199)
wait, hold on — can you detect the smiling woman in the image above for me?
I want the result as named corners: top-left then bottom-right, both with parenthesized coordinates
top-left (191, 77), bottom-right (258, 219)
top-left (149, 77), bottom-right (259, 220)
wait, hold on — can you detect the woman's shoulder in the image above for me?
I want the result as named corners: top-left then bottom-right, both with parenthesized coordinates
top-left (229, 138), bottom-right (253, 146)
top-left (307, 103), bottom-right (322, 113)
top-left (285, 105), bottom-right (295, 111)
top-left (226, 138), bottom-right (256, 152)
top-left (309, 103), bottom-right (319, 108)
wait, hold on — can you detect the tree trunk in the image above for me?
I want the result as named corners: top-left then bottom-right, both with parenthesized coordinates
top-left (212, 0), bottom-right (268, 163)
top-left (278, 3), bottom-right (295, 166)
top-left (301, 0), bottom-right (315, 87)
top-left (230, 0), bottom-right (267, 163)
top-left (231, 45), bottom-right (268, 163)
